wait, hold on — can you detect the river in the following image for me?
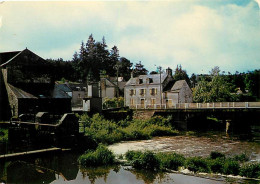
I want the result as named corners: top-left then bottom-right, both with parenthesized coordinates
top-left (0, 132), bottom-right (259, 184)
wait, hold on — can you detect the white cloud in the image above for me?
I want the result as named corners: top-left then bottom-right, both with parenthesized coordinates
top-left (0, 1), bottom-right (259, 75)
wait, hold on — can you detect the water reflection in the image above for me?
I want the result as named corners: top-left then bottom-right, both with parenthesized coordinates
top-left (1, 131), bottom-right (260, 184)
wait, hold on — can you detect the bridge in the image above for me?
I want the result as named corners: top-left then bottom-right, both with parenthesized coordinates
top-left (130, 102), bottom-right (260, 132)
top-left (130, 102), bottom-right (260, 110)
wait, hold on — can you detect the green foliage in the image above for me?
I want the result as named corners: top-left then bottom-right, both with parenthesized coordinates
top-left (78, 144), bottom-right (115, 166)
top-left (193, 66), bottom-right (236, 102)
top-left (173, 65), bottom-right (191, 87)
top-left (0, 128), bottom-right (8, 142)
top-left (210, 158), bottom-right (225, 173)
top-left (125, 150), bottom-right (143, 161)
top-left (223, 159), bottom-right (240, 175)
top-left (233, 153), bottom-right (249, 162)
top-left (129, 151), bottom-right (161, 171)
top-left (133, 61), bottom-right (148, 77)
top-left (80, 114), bottom-right (178, 145)
top-left (185, 157), bottom-right (211, 173)
top-left (157, 152), bottom-right (185, 171)
top-left (210, 151), bottom-right (225, 160)
top-left (124, 150), bottom-right (260, 178)
top-left (240, 163), bottom-right (260, 179)
top-left (103, 97), bottom-right (124, 109)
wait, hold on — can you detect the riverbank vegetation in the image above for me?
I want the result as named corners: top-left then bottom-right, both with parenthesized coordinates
top-left (79, 114), bottom-right (178, 145)
top-left (125, 150), bottom-right (260, 179)
top-left (78, 145), bottom-right (260, 179)
top-left (0, 128), bottom-right (8, 142)
top-left (78, 144), bottom-right (115, 166)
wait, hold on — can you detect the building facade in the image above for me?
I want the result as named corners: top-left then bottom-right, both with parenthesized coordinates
top-left (124, 68), bottom-right (192, 109)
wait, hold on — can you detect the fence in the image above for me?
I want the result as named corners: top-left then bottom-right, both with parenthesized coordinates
top-left (129, 102), bottom-right (260, 110)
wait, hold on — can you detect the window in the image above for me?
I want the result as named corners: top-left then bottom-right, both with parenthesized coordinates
top-left (139, 79), bottom-right (143, 84)
top-left (130, 98), bottom-right (134, 105)
top-left (130, 89), bottom-right (136, 96)
top-left (139, 89), bottom-right (146, 96)
top-left (150, 88), bottom-right (157, 96)
top-left (149, 78), bottom-right (153, 83)
top-left (151, 99), bottom-right (156, 106)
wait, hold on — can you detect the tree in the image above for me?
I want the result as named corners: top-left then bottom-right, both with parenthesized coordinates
top-left (133, 61), bottom-right (148, 77)
top-left (118, 57), bottom-right (133, 81)
top-left (190, 73), bottom-right (197, 88)
top-left (193, 67), bottom-right (236, 102)
top-left (173, 65), bottom-right (191, 86)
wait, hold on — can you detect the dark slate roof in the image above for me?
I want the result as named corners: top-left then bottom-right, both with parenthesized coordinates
top-left (0, 48), bottom-right (48, 68)
top-left (125, 73), bottom-right (168, 86)
top-left (104, 78), bottom-right (116, 87)
top-left (171, 80), bottom-right (187, 92)
top-left (56, 84), bottom-right (72, 93)
top-left (52, 84), bottom-right (71, 98)
top-left (163, 80), bottom-right (176, 92)
top-left (0, 51), bottom-right (21, 65)
top-left (8, 84), bottom-right (37, 99)
top-left (67, 83), bottom-right (87, 91)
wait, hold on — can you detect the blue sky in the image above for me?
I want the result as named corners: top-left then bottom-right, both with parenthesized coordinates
top-left (0, 0), bottom-right (259, 75)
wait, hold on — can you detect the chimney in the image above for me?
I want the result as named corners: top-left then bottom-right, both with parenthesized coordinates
top-left (166, 67), bottom-right (172, 76)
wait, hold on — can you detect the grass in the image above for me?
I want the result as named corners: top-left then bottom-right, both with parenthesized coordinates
top-left (79, 114), bottom-right (178, 145)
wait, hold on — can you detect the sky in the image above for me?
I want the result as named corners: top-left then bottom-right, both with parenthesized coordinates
top-left (0, 0), bottom-right (260, 75)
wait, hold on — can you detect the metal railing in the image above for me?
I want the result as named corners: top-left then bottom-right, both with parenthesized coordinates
top-left (129, 102), bottom-right (260, 110)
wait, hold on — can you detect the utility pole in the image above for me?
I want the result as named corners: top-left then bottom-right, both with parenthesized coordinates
top-left (158, 66), bottom-right (162, 108)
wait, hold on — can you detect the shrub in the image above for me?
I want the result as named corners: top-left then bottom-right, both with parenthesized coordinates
top-left (132, 151), bottom-right (161, 171)
top-left (210, 151), bottom-right (225, 160)
top-left (125, 150), bottom-right (143, 161)
top-left (240, 163), bottom-right (260, 179)
top-left (210, 158), bottom-right (225, 173)
top-left (223, 159), bottom-right (240, 175)
top-left (157, 152), bottom-right (185, 171)
top-left (185, 157), bottom-right (210, 173)
top-left (233, 153), bottom-right (249, 162)
top-left (79, 144), bottom-right (115, 166)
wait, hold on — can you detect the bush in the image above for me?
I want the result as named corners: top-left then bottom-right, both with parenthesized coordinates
top-left (233, 153), bottom-right (249, 162)
top-left (79, 114), bottom-right (179, 145)
top-left (210, 151), bottom-right (225, 160)
top-left (79, 144), bottom-right (115, 166)
top-left (125, 150), bottom-right (143, 161)
top-left (157, 152), bottom-right (185, 171)
top-left (210, 158), bottom-right (225, 173)
top-left (132, 151), bottom-right (161, 171)
top-left (240, 163), bottom-right (260, 179)
top-left (185, 157), bottom-right (210, 173)
top-left (223, 159), bottom-right (240, 175)
top-left (125, 151), bottom-right (160, 171)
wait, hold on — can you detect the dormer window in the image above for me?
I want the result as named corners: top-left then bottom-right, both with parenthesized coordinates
top-left (149, 78), bottom-right (153, 83)
top-left (139, 79), bottom-right (143, 84)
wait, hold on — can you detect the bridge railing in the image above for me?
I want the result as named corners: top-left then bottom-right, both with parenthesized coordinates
top-left (129, 102), bottom-right (260, 110)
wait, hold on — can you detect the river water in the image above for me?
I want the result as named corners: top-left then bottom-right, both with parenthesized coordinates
top-left (0, 132), bottom-right (260, 184)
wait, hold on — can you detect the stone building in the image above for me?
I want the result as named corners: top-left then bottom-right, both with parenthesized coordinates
top-left (124, 68), bottom-right (192, 108)
top-left (0, 48), bottom-right (71, 120)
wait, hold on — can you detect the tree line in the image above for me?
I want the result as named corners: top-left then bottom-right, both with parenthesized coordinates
top-left (47, 34), bottom-right (259, 102)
